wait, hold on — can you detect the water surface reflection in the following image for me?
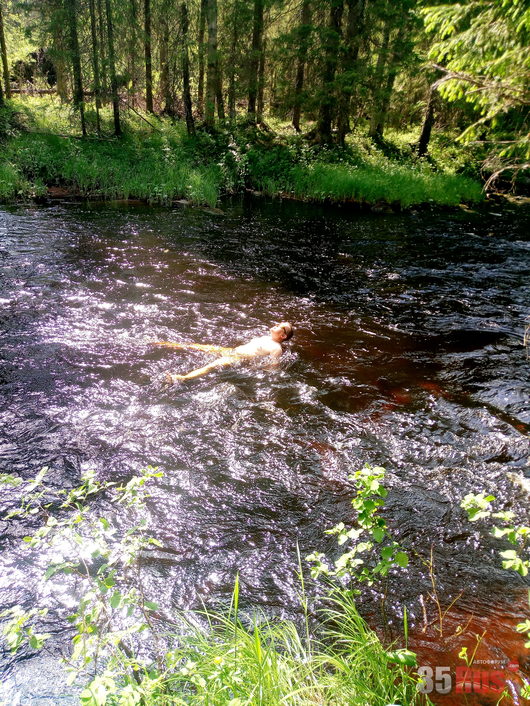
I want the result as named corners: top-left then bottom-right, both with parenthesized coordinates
top-left (0, 199), bottom-right (528, 702)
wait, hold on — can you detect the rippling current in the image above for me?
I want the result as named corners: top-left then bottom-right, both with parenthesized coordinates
top-left (0, 198), bottom-right (529, 703)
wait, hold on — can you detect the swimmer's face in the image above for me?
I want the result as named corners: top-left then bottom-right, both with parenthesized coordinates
top-left (270, 322), bottom-right (292, 342)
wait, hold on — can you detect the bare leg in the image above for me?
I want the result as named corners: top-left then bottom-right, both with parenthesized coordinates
top-left (153, 341), bottom-right (234, 355)
top-left (166, 356), bottom-right (235, 382)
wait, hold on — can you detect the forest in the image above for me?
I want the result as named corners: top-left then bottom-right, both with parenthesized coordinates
top-left (1, 2), bottom-right (530, 704)
top-left (0, 0), bottom-right (527, 207)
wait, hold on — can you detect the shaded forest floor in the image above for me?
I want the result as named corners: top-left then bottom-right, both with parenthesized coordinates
top-left (1, 96), bottom-right (485, 209)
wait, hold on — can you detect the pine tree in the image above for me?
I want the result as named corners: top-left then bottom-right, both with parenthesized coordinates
top-left (144, 0), bottom-right (154, 112)
top-left (205, 0), bottom-right (219, 127)
top-left (248, 0), bottom-right (264, 122)
top-left (181, 0), bottom-right (195, 134)
top-left (89, 0), bottom-right (102, 133)
top-left (65, 0), bottom-right (86, 136)
top-left (0, 0), bottom-right (11, 98)
top-left (105, 0), bottom-right (121, 135)
top-left (292, 0), bottom-right (311, 132)
top-left (316, 0), bottom-right (344, 143)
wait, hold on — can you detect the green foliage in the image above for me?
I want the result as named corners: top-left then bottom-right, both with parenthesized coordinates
top-left (0, 606), bottom-right (50, 653)
top-left (422, 1), bottom-right (530, 108)
top-left (159, 582), bottom-right (425, 706)
top-left (422, 0), bottom-right (530, 184)
top-left (1, 97), bottom-right (484, 209)
top-left (5, 130), bottom-right (222, 207)
top-left (0, 472), bottom-right (24, 486)
top-left (1, 465), bottom-right (164, 700)
top-left (307, 465), bottom-right (409, 585)
top-left (242, 133), bottom-right (482, 207)
top-left (0, 102), bottom-right (20, 140)
top-left (460, 491), bottom-right (497, 523)
top-left (0, 464), bottom-right (429, 705)
top-left (460, 487), bottom-right (530, 694)
top-left (0, 158), bottom-right (34, 201)
top-left (460, 492), bottom-right (530, 575)
top-left (288, 162), bottom-right (482, 207)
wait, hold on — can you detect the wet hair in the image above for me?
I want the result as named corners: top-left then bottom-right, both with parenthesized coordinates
top-left (280, 322), bottom-right (294, 341)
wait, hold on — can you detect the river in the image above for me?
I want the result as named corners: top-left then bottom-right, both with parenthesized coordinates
top-left (0, 197), bottom-right (529, 704)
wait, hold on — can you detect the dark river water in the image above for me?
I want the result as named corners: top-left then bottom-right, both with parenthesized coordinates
top-left (0, 198), bottom-right (529, 703)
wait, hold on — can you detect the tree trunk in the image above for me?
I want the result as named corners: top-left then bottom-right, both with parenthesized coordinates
top-left (336, 0), bottom-right (365, 146)
top-left (97, 0), bottom-right (108, 103)
top-left (247, 0), bottom-right (264, 122)
top-left (128, 0), bottom-right (139, 106)
top-left (372, 65), bottom-right (397, 139)
top-left (368, 22), bottom-right (390, 140)
top-left (65, 0), bottom-right (86, 136)
top-left (292, 0), bottom-right (311, 132)
top-left (159, 11), bottom-right (175, 115)
top-left (197, 0), bottom-right (207, 116)
top-left (181, 1), bottom-right (195, 135)
top-left (88, 0), bottom-right (101, 133)
top-left (257, 36), bottom-right (266, 123)
top-left (216, 63), bottom-right (225, 120)
top-left (144, 0), bottom-right (154, 112)
top-left (105, 0), bottom-right (121, 136)
top-left (417, 85), bottom-right (438, 157)
top-left (0, 0), bottom-right (10, 99)
top-left (205, 0), bottom-right (218, 127)
top-left (369, 26), bottom-right (404, 140)
top-left (227, 0), bottom-right (239, 123)
top-left (316, 0), bottom-right (344, 143)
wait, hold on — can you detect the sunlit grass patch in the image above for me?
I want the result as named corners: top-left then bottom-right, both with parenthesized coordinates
top-left (5, 131), bottom-right (222, 207)
top-left (163, 581), bottom-right (425, 705)
top-left (289, 162), bottom-right (483, 207)
top-left (2, 97), bottom-right (483, 209)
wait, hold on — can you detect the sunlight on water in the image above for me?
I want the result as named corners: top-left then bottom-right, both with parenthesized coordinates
top-left (0, 200), bottom-right (529, 701)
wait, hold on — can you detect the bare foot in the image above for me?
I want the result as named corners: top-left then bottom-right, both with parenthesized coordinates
top-left (164, 372), bottom-right (186, 384)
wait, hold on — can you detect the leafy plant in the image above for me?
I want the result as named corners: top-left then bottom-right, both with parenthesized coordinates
top-left (422, 0), bottom-right (530, 188)
top-left (461, 490), bottom-right (530, 697)
top-left (307, 465), bottom-right (409, 585)
top-left (1, 465), bottom-right (164, 704)
top-left (1, 96), bottom-right (484, 208)
top-left (0, 464), bottom-right (429, 705)
top-left (461, 491), bottom-right (530, 577)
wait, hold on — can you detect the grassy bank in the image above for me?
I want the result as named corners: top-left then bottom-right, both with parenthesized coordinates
top-left (139, 581), bottom-right (425, 705)
top-left (0, 97), bottom-right (483, 209)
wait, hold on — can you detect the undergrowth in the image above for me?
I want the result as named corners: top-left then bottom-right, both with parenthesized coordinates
top-left (0, 96), bottom-right (484, 208)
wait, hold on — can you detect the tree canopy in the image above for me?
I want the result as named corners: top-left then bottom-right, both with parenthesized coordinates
top-left (0, 0), bottom-right (528, 185)
top-left (422, 0), bottom-right (530, 185)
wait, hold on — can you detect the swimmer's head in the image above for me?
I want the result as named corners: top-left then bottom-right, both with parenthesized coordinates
top-left (270, 321), bottom-right (293, 342)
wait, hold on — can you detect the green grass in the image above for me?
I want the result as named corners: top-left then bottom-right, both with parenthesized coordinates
top-left (0, 96), bottom-right (484, 208)
top-left (4, 131), bottom-right (222, 207)
top-left (142, 582), bottom-right (428, 705)
top-left (245, 129), bottom-right (483, 207)
top-left (0, 160), bottom-right (40, 201)
top-left (1, 97), bottom-right (223, 207)
top-left (288, 162), bottom-right (483, 207)
top-left (2, 466), bottom-right (432, 706)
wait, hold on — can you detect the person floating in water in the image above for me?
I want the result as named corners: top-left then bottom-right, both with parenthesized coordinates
top-left (153, 322), bottom-right (294, 382)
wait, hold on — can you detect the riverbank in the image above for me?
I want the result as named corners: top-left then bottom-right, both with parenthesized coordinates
top-left (0, 97), bottom-right (484, 209)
